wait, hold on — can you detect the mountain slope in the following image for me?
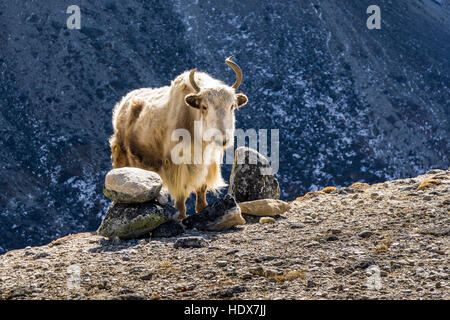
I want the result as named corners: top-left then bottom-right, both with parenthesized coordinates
top-left (0, 0), bottom-right (449, 252)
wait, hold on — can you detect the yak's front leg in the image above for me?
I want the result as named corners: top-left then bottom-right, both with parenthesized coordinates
top-left (195, 185), bottom-right (208, 213)
top-left (175, 196), bottom-right (187, 221)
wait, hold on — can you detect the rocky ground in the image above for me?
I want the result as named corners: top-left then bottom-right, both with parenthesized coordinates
top-left (0, 169), bottom-right (448, 300)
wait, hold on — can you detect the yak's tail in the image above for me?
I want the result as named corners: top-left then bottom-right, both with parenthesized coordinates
top-left (109, 135), bottom-right (127, 168)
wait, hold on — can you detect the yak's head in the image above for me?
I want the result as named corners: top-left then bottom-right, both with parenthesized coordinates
top-left (184, 56), bottom-right (248, 148)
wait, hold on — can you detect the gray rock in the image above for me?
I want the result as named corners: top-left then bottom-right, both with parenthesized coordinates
top-left (97, 201), bottom-right (179, 240)
top-left (140, 273), bottom-right (153, 281)
top-left (210, 285), bottom-right (248, 298)
top-left (216, 261), bottom-right (228, 267)
top-left (359, 231), bottom-right (373, 238)
top-left (334, 266), bottom-right (345, 274)
top-left (152, 222), bottom-right (185, 238)
top-left (419, 226), bottom-right (450, 237)
top-left (103, 167), bottom-right (162, 203)
top-left (33, 252), bottom-right (50, 259)
top-left (354, 259), bottom-right (376, 270)
top-left (289, 222), bottom-right (306, 229)
top-left (228, 147), bottom-right (280, 202)
top-left (174, 236), bottom-right (208, 249)
top-left (338, 187), bottom-right (364, 195)
top-left (156, 189), bottom-right (170, 205)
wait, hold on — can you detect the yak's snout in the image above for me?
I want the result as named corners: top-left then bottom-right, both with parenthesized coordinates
top-left (212, 131), bottom-right (233, 148)
top-left (214, 135), bottom-right (229, 147)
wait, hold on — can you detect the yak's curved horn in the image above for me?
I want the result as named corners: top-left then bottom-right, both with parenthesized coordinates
top-left (189, 68), bottom-right (200, 92)
top-left (225, 55), bottom-right (242, 90)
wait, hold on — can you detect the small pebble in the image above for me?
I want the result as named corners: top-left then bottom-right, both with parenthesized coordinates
top-left (334, 266), bottom-right (345, 274)
top-left (216, 260), bottom-right (227, 267)
top-left (330, 229), bottom-right (342, 235)
top-left (174, 236), bottom-right (208, 249)
top-left (359, 231), bottom-right (373, 238)
top-left (259, 217), bottom-right (276, 224)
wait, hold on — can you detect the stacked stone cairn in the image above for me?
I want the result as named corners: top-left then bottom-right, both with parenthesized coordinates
top-left (97, 167), bottom-right (181, 240)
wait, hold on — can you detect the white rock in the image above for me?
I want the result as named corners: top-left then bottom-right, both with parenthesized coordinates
top-left (104, 167), bottom-right (162, 203)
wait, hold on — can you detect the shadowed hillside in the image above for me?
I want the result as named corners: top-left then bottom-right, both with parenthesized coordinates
top-left (0, 0), bottom-right (449, 252)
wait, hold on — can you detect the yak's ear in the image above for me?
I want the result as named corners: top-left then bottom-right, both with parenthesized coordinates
top-left (184, 93), bottom-right (201, 109)
top-left (236, 93), bottom-right (248, 108)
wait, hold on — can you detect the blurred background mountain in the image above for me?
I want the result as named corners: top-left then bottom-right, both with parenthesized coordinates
top-left (0, 0), bottom-right (449, 252)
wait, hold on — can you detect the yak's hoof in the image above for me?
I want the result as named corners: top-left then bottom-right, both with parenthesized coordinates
top-left (195, 204), bottom-right (207, 213)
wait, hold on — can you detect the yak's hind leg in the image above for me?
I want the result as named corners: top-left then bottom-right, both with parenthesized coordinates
top-left (195, 185), bottom-right (208, 213)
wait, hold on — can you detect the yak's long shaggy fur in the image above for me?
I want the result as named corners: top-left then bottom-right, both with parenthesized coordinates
top-left (109, 60), bottom-right (247, 219)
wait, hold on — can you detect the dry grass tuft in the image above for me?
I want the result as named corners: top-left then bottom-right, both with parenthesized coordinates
top-left (375, 235), bottom-right (393, 253)
top-left (156, 261), bottom-right (172, 269)
top-left (149, 292), bottom-right (161, 300)
top-left (349, 182), bottom-right (371, 190)
top-left (47, 233), bottom-right (91, 247)
top-left (270, 270), bottom-right (306, 282)
top-left (417, 179), bottom-right (441, 191)
top-left (321, 186), bottom-right (337, 193)
top-left (294, 191), bottom-right (324, 202)
top-left (205, 278), bottom-right (233, 288)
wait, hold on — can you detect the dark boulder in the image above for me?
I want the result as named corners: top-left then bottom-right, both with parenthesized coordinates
top-left (97, 201), bottom-right (179, 239)
top-left (182, 194), bottom-right (245, 231)
top-left (228, 147), bottom-right (280, 202)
